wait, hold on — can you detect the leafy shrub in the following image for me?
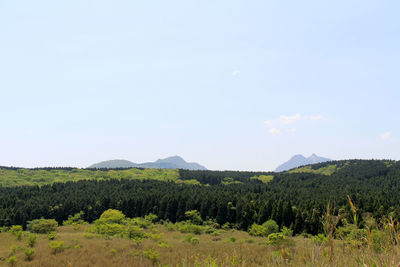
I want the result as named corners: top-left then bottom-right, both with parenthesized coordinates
top-left (0, 226), bottom-right (9, 233)
top-left (83, 233), bottom-right (101, 239)
top-left (158, 240), bottom-right (171, 248)
top-left (335, 225), bottom-right (368, 247)
top-left (143, 248), bottom-right (159, 264)
top-left (132, 237), bottom-right (143, 248)
top-left (222, 223), bottom-right (231, 230)
top-left (24, 248), bottom-right (35, 261)
top-left (7, 256), bottom-right (16, 266)
top-left (312, 234), bottom-right (327, 245)
top-left (126, 225), bottom-right (146, 239)
top-left (144, 213), bottom-right (158, 223)
top-left (27, 218), bottom-right (58, 234)
top-left (166, 223), bottom-right (175, 231)
top-left (281, 226), bottom-right (293, 237)
top-left (27, 234), bottom-right (37, 247)
top-left (190, 237), bottom-right (200, 245)
top-left (249, 220), bottom-right (279, 237)
top-left (47, 231), bottom-right (57, 240)
top-left (149, 233), bottom-right (164, 242)
top-left (97, 209), bottom-right (126, 224)
top-left (185, 210), bottom-right (203, 225)
top-left (267, 232), bottom-right (295, 248)
top-left (9, 225), bottom-right (23, 236)
top-left (49, 241), bottom-right (65, 254)
top-left (15, 231), bottom-right (23, 240)
top-left (176, 222), bottom-right (203, 234)
top-left (94, 223), bottom-right (125, 237)
top-left (262, 220), bottom-right (279, 235)
top-left (183, 234), bottom-right (195, 243)
top-left (8, 246), bottom-right (17, 257)
top-left (63, 211), bottom-right (87, 226)
top-left (127, 217), bottom-right (153, 229)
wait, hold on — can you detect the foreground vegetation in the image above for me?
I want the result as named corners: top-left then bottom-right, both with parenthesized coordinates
top-left (1, 159), bottom-right (400, 265)
top-left (0, 208), bottom-right (399, 266)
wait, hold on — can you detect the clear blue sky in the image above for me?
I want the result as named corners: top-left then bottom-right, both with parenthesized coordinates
top-left (1, 0), bottom-right (399, 171)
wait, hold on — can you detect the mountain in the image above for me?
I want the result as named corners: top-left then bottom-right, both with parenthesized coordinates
top-left (275, 154), bottom-right (331, 172)
top-left (88, 156), bottom-right (207, 170)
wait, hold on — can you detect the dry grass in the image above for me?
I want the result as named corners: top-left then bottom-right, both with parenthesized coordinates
top-left (0, 225), bottom-right (399, 267)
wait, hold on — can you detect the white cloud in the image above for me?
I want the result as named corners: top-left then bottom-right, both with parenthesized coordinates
top-left (232, 70), bottom-right (241, 76)
top-left (264, 114), bottom-right (324, 134)
top-left (280, 114), bottom-right (301, 124)
top-left (264, 120), bottom-right (274, 127)
top-left (269, 128), bottom-right (281, 135)
top-left (305, 115), bottom-right (324, 121)
top-left (380, 131), bottom-right (391, 140)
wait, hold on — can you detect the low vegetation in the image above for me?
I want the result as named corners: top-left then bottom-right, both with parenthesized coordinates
top-left (0, 207), bottom-right (399, 266)
top-left (0, 159), bottom-right (400, 265)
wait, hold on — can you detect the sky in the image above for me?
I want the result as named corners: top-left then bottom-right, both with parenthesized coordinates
top-left (1, 0), bottom-right (400, 171)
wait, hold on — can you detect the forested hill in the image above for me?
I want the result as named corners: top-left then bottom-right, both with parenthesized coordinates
top-left (1, 159), bottom-right (400, 235)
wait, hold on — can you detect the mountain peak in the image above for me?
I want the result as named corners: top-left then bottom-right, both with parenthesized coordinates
top-left (275, 154), bottom-right (331, 172)
top-left (88, 156), bottom-right (207, 170)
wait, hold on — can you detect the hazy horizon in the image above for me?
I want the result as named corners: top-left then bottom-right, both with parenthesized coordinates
top-left (1, 1), bottom-right (399, 171)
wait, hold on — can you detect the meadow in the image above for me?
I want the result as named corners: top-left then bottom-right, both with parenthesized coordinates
top-left (1, 160), bottom-right (400, 266)
top-left (0, 209), bottom-right (399, 267)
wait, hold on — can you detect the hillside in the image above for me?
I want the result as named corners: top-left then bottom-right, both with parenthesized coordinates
top-left (88, 156), bottom-right (207, 170)
top-left (275, 153), bottom-right (331, 172)
top-left (1, 159), bottom-right (400, 237)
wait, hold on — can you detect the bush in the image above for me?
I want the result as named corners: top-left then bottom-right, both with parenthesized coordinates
top-left (185, 210), bottom-right (203, 225)
top-left (27, 218), bottom-right (58, 234)
top-left (15, 231), bottom-right (23, 240)
top-left (266, 233), bottom-right (286, 245)
top-left (249, 220), bottom-right (279, 237)
top-left (176, 222), bottom-right (203, 235)
top-left (144, 213), bottom-right (158, 223)
top-left (47, 231), bottom-right (57, 240)
top-left (27, 234), bottom-right (37, 247)
top-left (166, 223), bottom-right (175, 231)
top-left (93, 223), bottom-right (125, 237)
top-left (335, 225), bottom-right (368, 247)
top-left (24, 248), bottom-right (35, 261)
top-left (222, 222), bottom-right (231, 230)
top-left (97, 209), bottom-right (126, 224)
top-left (126, 225), bottom-right (146, 239)
top-left (158, 240), bottom-right (171, 248)
top-left (262, 220), bottom-right (279, 235)
top-left (132, 237), bottom-right (144, 248)
top-left (190, 237), bottom-right (200, 245)
top-left (7, 256), bottom-right (16, 266)
top-left (63, 211), bottom-right (87, 226)
top-left (281, 226), bottom-right (293, 237)
top-left (143, 248), bottom-right (159, 264)
top-left (9, 225), bottom-right (23, 236)
top-left (312, 234), bottom-right (327, 245)
top-left (183, 234), bottom-right (193, 242)
top-left (127, 217), bottom-right (153, 229)
top-left (49, 241), bottom-right (65, 254)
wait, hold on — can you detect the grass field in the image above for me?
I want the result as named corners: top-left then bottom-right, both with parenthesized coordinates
top-left (1, 223), bottom-right (399, 266)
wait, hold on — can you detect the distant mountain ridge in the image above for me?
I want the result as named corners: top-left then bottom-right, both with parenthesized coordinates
top-left (88, 156), bottom-right (207, 170)
top-left (275, 154), bottom-right (331, 172)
